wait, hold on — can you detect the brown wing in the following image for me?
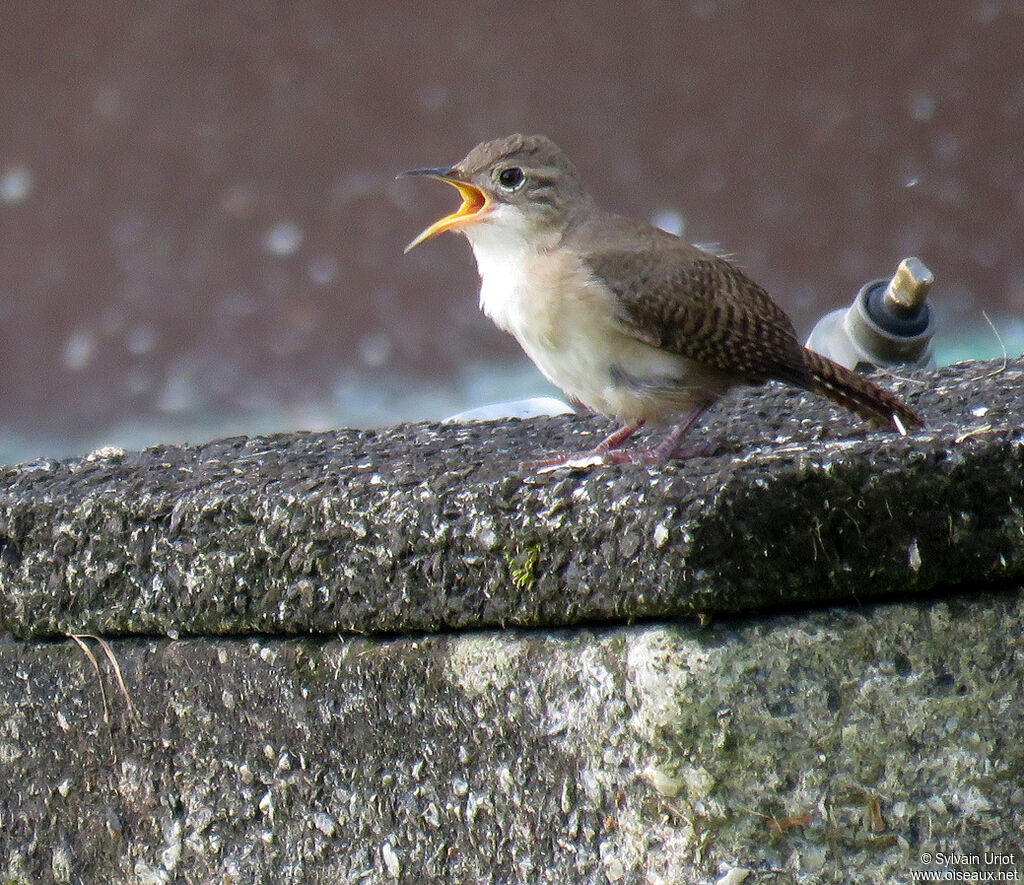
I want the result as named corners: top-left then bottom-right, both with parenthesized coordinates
top-left (584, 246), bottom-right (814, 388)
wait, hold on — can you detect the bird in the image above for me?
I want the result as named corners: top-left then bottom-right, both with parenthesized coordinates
top-left (401, 133), bottom-right (922, 467)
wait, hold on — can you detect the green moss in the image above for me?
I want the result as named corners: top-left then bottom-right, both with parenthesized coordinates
top-left (505, 543), bottom-right (541, 591)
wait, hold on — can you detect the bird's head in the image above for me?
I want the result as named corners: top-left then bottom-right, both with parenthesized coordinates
top-left (401, 133), bottom-right (591, 253)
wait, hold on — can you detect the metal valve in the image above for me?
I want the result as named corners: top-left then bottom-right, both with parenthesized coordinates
top-left (805, 257), bottom-right (936, 370)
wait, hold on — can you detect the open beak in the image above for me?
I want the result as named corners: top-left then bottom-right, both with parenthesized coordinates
top-left (400, 167), bottom-right (490, 253)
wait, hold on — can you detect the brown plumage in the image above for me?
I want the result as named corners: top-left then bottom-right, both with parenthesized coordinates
top-left (581, 223), bottom-right (921, 431)
top-left (403, 134), bottom-right (923, 466)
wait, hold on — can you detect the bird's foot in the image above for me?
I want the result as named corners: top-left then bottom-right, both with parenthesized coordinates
top-left (598, 406), bottom-right (712, 465)
top-left (525, 410), bottom-right (710, 472)
top-left (523, 419), bottom-right (645, 472)
top-left (526, 452), bottom-right (606, 473)
top-left (601, 442), bottom-right (712, 466)
top-left (527, 442), bottom-right (710, 472)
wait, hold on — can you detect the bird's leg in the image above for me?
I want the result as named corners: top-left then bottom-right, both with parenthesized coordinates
top-left (603, 405), bottom-right (710, 465)
top-left (591, 419), bottom-right (645, 454)
top-left (525, 419), bottom-right (645, 471)
top-left (650, 405), bottom-right (710, 461)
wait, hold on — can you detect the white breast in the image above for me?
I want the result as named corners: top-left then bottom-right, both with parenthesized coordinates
top-left (462, 209), bottom-right (708, 423)
top-left (463, 205), bottom-right (539, 336)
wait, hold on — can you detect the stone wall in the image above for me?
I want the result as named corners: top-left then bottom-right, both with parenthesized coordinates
top-left (2, 360), bottom-right (1022, 883)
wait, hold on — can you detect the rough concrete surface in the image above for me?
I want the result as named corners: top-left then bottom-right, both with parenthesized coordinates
top-left (2, 358), bottom-right (1024, 883)
top-left (0, 359), bottom-right (1021, 640)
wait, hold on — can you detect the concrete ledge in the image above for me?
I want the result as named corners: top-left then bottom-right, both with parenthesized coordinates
top-left (1, 359), bottom-right (1021, 640)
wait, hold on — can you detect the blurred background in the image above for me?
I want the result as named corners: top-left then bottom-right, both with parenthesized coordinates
top-left (1, 1), bottom-right (1022, 461)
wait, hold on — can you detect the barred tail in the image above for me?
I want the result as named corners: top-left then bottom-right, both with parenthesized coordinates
top-left (801, 347), bottom-right (923, 433)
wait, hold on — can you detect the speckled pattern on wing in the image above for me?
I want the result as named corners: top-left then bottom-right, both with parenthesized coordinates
top-left (578, 218), bottom-right (922, 429)
top-left (585, 245), bottom-right (813, 387)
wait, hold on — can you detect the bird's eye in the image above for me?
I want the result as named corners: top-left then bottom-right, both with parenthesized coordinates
top-left (497, 167), bottom-right (525, 190)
